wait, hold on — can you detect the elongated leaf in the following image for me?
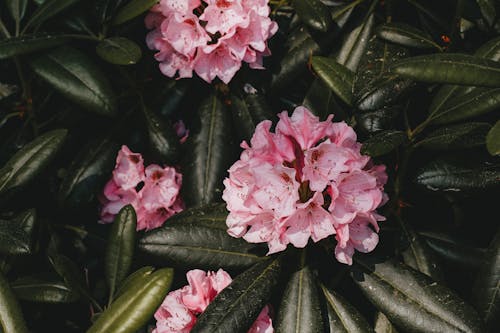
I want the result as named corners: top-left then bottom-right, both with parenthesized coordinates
top-left (25, 0), bottom-right (80, 30)
top-left (361, 130), bottom-right (406, 157)
top-left (390, 54), bottom-right (500, 87)
top-left (321, 284), bottom-right (373, 333)
top-left (112, 0), bottom-right (158, 25)
top-left (486, 120), bottom-right (500, 156)
top-left (293, 0), bottom-right (333, 32)
top-left (0, 129), bottom-right (67, 197)
top-left (416, 123), bottom-right (491, 150)
top-left (476, 0), bottom-right (496, 26)
top-left (161, 203), bottom-right (228, 226)
top-left (95, 0), bottom-right (126, 23)
top-left (374, 312), bottom-right (399, 333)
top-left (88, 268), bottom-right (174, 333)
top-left (312, 56), bottom-right (354, 106)
top-left (6, 0), bottom-right (28, 23)
top-left (114, 266), bottom-right (154, 299)
top-left (352, 257), bottom-right (485, 333)
top-left (0, 33), bottom-right (70, 60)
top-left (471, 229), bottom-right (500, 330)
top-left (143, 107), bottom-right (180, 164)
top-left (181, 94), bottom-right (236, 207)
top-left (376, 23), bottom-right (441, 50)
top-left (30, 46), bottom-right (117, 116)
top-left (105, 205), bottom-right (137, 301)
top-left (0, 209), bottom-right (36, 256)
top-left (191, 258), bottom-right (282, 333)
top-left (230, 90), bottom-right (273, 143)
top-left (303, 79), bottom-right (348, 121)
top-left (415, 158), bottom-right (500, 191)
top-left (11, 275), bottom-right (79, 303)
top-left (276, 265), bottom-right (323, 333)
top-left (355, 106), bottom-right (401, 134)
top-left (337, 13), bottom-right (375, 71)
top-left (0, 271), bottom-right (29, 333)
top-left (96, 37), bottom-right (142, 65)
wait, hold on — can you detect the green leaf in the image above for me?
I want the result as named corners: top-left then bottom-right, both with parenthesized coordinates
top-left (30, 46), bottom-right (117, 116)
top-left (0, 33), bottom-right (71, 60)
top-left (191, 257), bottom-right (282, 333)
top-left (24, 0), bottom-right (80, 31)
top-left (58, 138), bottom-right (119, 210)
top-left (374, 312), bottom-right (399, 333)
top-left (181, 94), bottom-right (236, 207)
top-left (88, 268), bottom-right (174, 333)
top-left (471, 229), bottom-right (500, 330)
top-left (114, 266), bottom-right (154, 299)
top-left (415, 158), bottom-right (500, 192)
top-left (95, 0), bottom-right (125, 23)
top-left (390, 54), bottom-right (500, 87)
top-left (6, 0), bottom-right (28, 22)
top-left (352, 257), bottom-right (485, 333)
top-left (230, 90), bottom-right (273, 143)
top-left (293, 0), bottom-right (333, 32)
top-left (376, 23), bottom-right (441, 50)
top-left (476, 0), bottom-right (497, 26)
top-left (303, 79), bottom-right (348, 121)
top-left (11, 274), bottom-right (79, 303)
top-left (0, 129), bottom-right (67, 198)
top-left (160, 203), bottom-right (228, 226)
top-left (143, 106), bottom-right (180, 164)
top-left (275, 265), bottom-right (323, 333)
top-left (112, 0), bottom-right (158, 25)
top-left (0, 271), bottom-right (29, 333)
top-left (321, 284), bottom-right (373, 333)
top-left (486, 120), bottom-right (500, 155)
top-left (96, 37), bottom-right (142, 65)
top-left (0, 209), bottom-right (36, 256)
top-left (105, 205), bottom-right (137, 302)
top-left (355, 106), bottom-right (400, 134)
top-left (361, 130), bottom-right (406, 157)
top-left (416, 123), bottom-right (491, 150)
top-left (311, 56), bottom-right (354, 106)
top-left (336, 13), bottom-right (375, 71)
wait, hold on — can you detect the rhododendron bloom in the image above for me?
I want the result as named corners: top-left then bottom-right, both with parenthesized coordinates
top-left (100, 146), bottom-right (183, 231)
top-left (153, 269), bottom-right (274, 333)
top-left (145, 0), bottom-right (278, 83)
top-left (223, 107), bottom-right (388, 265)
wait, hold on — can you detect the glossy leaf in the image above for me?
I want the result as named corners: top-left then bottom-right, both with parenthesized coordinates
top-left (486, 120), bottom-right (500, 156)
top-left (11, 275), bottom-right (79, 303)
top-left (96, 37), bottom-right (142, 65)
top-left (112, 0), bottom-right (158, 25)
top-left (30, 46), bottom-right (117, 116)
top-left (311, 56), bottom-right (354, 106)
top-left (143, 106), bottom-right (180, 164)
top-left (24, 0), bottom-right (80, 30)
top-left (376, 22), bottom-right (441, 50)
top-left (230, 90), bottom-right (273, 143)
top-left (95, 0), bottom-right (125, 23)
top-left (303, 79), bottom-right (348, 121)
top-left (181, 94), bottom-right (235, 207)
top-left (0, 129), bottom-right (67, 197)
top-left (361, 130), bottom-right (406, 157)
top-left (374, 312), bottom-right (399, 333)
top-left (0, 34), bottom-right (70, 60)
top-left (276, 265), bottom-right (323, 333)
top-left (49, 254), bottom-right (87, 298)
top-left (416, 123), bottom-right (491, 150)
top-left (105, 205), bottom-right (137, 301)
top-left (352, 257), bottom-right (485, 333)
top-left (390, 54), bottom-right (500, 87)
top-left (355, 106), bottom-right (401, 134)
top-left (114, 266), bottom-right (155, 299)
top-left (321, 284), bottom-right (373, 333)
top-left (88, 268), bottom-right (174, 333)
top-left (160, 203), bottom-right (228, 226)
top-left (476, 0), bottom-right (497, 26)
top-left (293, 0), bottom-right (333, 32)
top-left (6, 0), bottom-right (28, 23)
top-left (191, 257), bottom-right (282, 333)
top-left (0, 209), bottom-right (36, 256)
top-left (0, 271), bottom-right (29, 333)
top-left (337, 13), bottom-right (375, 71)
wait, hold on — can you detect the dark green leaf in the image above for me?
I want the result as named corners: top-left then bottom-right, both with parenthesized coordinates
top-left (336, 13), bottom-right (375, 71)
top-left (376, 23), bottom-right (441, 50)
top-left (6, 0), bottom-right (28, 23)
top-left (311, 56), bottom-right (354, 106)
top-left (352, 257), bottom-right (485, 333)
top-left (24, 0), bottom-right (80, 31)
top-left (486, 120), bottom-right (500, 155)
top-left (293, 0), bottom-right (333, 32)
top-left (181, 94), bottom-right (235, 207)
top-left (11, 274), bottom-right (79, 303)
top-left (321, 284), bottom-right (373, 333)
top-left (143, 107), bottom-right (180, 164)
top-left (476, 0), bottom-right (496, 26)
top-left (230, 90), bottom-right (273, 143)
top-left (95, 0), bottom-right (125, 23)
top-left (0, 129), bottom-right (67, 198)
top-left (161, 203), bottom-right (228, 227)
top-left (96, 37), bottom-right (142, 65)
top-left (374, 312), bottom-right (399, 333)
top-left (30, 46), bottom-right (117, 116)
top-left (416, 123), bottom-right (491, 150)
top-left (112, 0), bottom-right (158, 25)
top-left (355, 106), bottom-right (401, 134)
top-left (88, 268), bottom-right (174, 333)
top-left (114, 266), bottom-right (154, 299)
top-left (0, 209), bottom-right (36, 256)
top-left (303, 79), bottom-right (348, 121)
top-left (276, 265), bottom-right (323, 333)
top-left (0, 271), bottom-right (29, 333)
top-left (105, 205), bottom-right (137, 302)
top-left (390, 54), bottom-right (500, 87)
top-left (471, 229), bottom-right (500, 330)
top-left (0, 34), bottom-right (71, 60)
top-left (361, 130), bottom-right (406, 157)
top-left (191, 257), bottom-right (282, 333)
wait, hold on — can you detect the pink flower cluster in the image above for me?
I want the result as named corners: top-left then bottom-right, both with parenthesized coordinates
top-left (145, 0), bottom-right (278, 84)
top-left (100, 146), bottom-right (183, 231)
top-left (153, 269), bottom-right (273, 333)
top-left (223, 107), bottom-right (388, 265)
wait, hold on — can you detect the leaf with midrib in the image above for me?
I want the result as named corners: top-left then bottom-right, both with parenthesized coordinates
top-left (486, 120), bottom-right (500, 156)
top-left (6, 0), bottom-right (28, 23)
top-left (24, 0), bottom-right (80, 31)
top-left (0, 34), bottom-right (70, 60)
top-left (361, 131), bottom-right (406, 157)
top-left (112, 0), bottom-right (158, 25)
top-left (293, 0), bottom-right (333, 32)
top-left (416, 123), bottom-right (491, 150)
top-left (0, 271), bottom-right (29, 333)
top-left (376, 22), bottom-right (441, 50)
top-left (96, 37), bottom-right (142, 65)
top-left (0, 209), bottom-right (36, 256)
top-left (11, 275), bottom-right (79, 303)
top-left (336, 13), bottom-right (374, 71)
top-left (311, 56), bottom-right (354, 106)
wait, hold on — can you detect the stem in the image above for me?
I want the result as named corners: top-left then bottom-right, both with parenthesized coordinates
top-left (0, 18), bottom-right (11, 38)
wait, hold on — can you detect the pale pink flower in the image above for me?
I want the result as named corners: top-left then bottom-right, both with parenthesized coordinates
top-left (153, 269), bottom-right (274, 333)
top-left (223, 107), bottom-right (388, 264)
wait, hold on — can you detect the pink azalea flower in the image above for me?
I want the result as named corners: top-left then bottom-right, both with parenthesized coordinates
top-left (223, 107), bottom-right (388, 264)
top-left (145, 0), bottom-right (278, 83)
top-left (153, 269), bottom-right (274, 333)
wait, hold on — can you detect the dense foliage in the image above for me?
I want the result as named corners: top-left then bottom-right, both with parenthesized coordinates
top-left (0, 0), bottom-right (499, 332)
